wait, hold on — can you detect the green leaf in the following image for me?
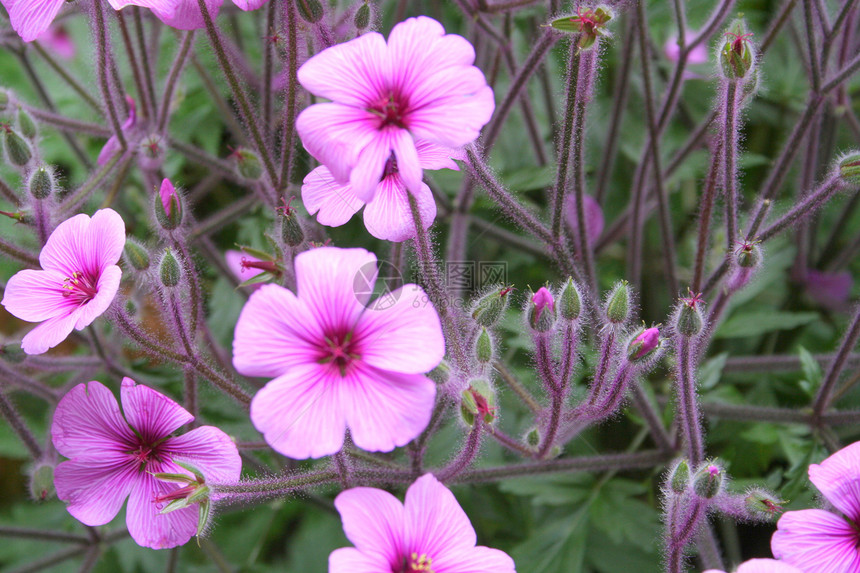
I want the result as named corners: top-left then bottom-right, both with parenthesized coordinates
top-left (798, 345), bottom-right (823, 395)
top-left (699, 352), bottom-right (728, 389)
top-left (512, 508), bottom-right (589, 573)
top-left (715, 311), bottom-right (819, 339)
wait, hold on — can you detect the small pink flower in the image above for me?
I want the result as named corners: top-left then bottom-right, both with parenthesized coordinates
top-left (704, 558), bottom-right (802, 573)
top-left (38, 25), bottom-right (75, 59)
top-left (629, 326), bottom-right (660, 360)
top-left (330, 473), bottom-right (516, 573)
top-left (532, 287), bottom-right (554, 320)
top-left (771, 441), bottom-right (860, 571)
top-left (1, 209), bottom-right (125, 355)
top-left (302, 141), bottom-right (461, 242)
top-left (564, 193), bottom-right (604, 247)
top-left (296, 16), bottom-right (495, 203)
top-left (0, 0), bottom-right (65, 42)
top-left (233, 247), bottom-right (445, 459)
top-left (98, 97), bottom-right (137, 166)
top-left (51, 378), bottom-right (241, 549)
top-left (664, 36), bottom-right (709, 64)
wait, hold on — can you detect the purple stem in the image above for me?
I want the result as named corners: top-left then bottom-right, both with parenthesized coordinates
top-left (756, 173), bottom-right (845, 242)
top-left (676, 337), bottom-right (705, 465)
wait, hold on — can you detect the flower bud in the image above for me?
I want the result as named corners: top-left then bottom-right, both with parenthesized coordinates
top-left (720, 20), bottom-right (755, 79)
top-left (278, 197), bottom-right (304, 247)
top-left (838, 152), bottom-right (860, 186)
top-left (124, 238), bottom-right (151, 271)
top-left (18, 108), bottom-right (37, 140)
top-left (475, 327), bottom-right (494, 364)
top-left (0, 343), bottom-right (26, 364)
top-left (354, 1), bottom-right (370, 30)
top-left (559, 277), bottom-right (581, 321)
top-left (0, 90), bottom-right (9, 111)
top-left (428, 360), bottom-right (450, 385)
top-left (232, 148), bottom-right (264, 180)
top-left (155, 178), bottom-right (183, 230)
top-left (675, 292), bottom-right (705, 338)
top-left (159, 249), bottom-right (182, 288)
top-left (549, 6), bottom-right (613, 50)
top-left (605, 280), bottom-right (630, 324)
top-left (667, 459), bottom-right (690, 494)
top-left (692, 461), bottom-right (724, 499)
top-left (471, 285), bottom-right (512, 327)
top-left (3, 124), bottom-right (33, 166)
top-left (139, 134), bottom-right (166, 171)
top-left (524, 427), bottom-right (541, 448)
top-left (29, 462), bottom-right (55, 502)
top-left (744, 488), bottom-right (785, 520)
top-left (153, 461), bottom-right (212, 537)
top-left (296, 0), bottom-right (324, 24)
top-left (627, 325), bottom-right (661, 363)
top-left (28, 166), bottom-right (54, 200)
top-left (460, 379), bottom-right (496, 426)
top-left (528, 287), bottom-right (556, 332)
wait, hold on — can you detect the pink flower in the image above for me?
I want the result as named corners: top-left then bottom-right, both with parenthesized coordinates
top-left (296, 16), bottom-right (495, 203)
top-left (232, 247), bottom-right (445, 459)
top-left (771, 441), bottom-right (860, 571)
top-left (564, 193), bottom-right (604, 247)
top-left (108, 0), bottom-right (224, 30)
top-left (97, 97), bottom-right (136, 166)
top-left (1, 209), bottom-right (125, 355)
top-left (302, 141), bottom-right (461, 242)
top-left (664, 36), bottom-right (709, 64)
top-left (532, 287), bottom-right (554, 320)
top-left (0, 0), bottom-right (65, 42)
top-left (704, 558), bottom-right (802, 573)
top-left (51, 378), bottom-right (241, 549)
top-left (38, 25), bottom-right (75, 59)
top-left (330, 473), bottom-right (516, 573)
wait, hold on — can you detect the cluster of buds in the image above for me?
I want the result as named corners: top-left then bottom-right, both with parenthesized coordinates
top-left (549, 5), bottom-right (613, 50)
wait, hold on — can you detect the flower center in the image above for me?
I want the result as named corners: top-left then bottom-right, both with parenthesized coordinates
top-left (394, 553), bottom-right (434, 573)
top-left (128, 443), bottom-right (161, 470)
top-left (319, 332), bottom-right (360, 375)
top-left (61, 271), bottom-right (99, 305)
top-left (370, 92), bottom-right (407, 128)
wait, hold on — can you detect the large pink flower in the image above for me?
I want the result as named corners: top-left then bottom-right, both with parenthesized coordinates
top-left (0, 0), bottom-right (65, 42)
top-left (704, 558), bottom-right (803, 573)
top-left (771, 441), bottom-right (860, 571)
top-left (296, 16), bottom-right (495, 203)
top-left (1, 209), bottom-right (125, 355)
top-left (51, 378), bottom-right (241, 549)
top-left (302, 141), bottom-right (461, 242)
top-left (232, 247), bottom-right (445, 459)
top-left (330, 473), bottom-right (516, 573)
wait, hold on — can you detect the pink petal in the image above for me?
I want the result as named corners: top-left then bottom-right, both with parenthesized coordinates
top-left (297, 31), bottom-right (389, 108)
top-left (52, 380), bottom-right (136, 459)
top-left (771, 509), bottom-right (860, 572)
top-left (54, 454), bottom-right (137, 526)
top-left (387, 17), bottom-right (477, 88)
top-left (334, 486), bottom-right (405, 561)
top-left (120, 377), bottom-right (193, 444)
top-left (296, 103), bottom-right (378, 182)
top-left (126, 468), bottom-right (198, 549)
top-left (72, 264), bottom-right (122, 329)
top-left (232, 283), bottom-right (324, 378)
top-left (433, 545), bottom-right (517, 573)
top-left (116, 0), bottom-right (223, 30)
top-left (231, 0), bottom-right (268, 10)
top-left (404, 474), bottom-right (476, 557)
top-left (407, 73), bottom-right (495, 149)
top-left (250, 364), bottom-right (348, 459)
top-left (329, 547), bottom-right (391, 573)
top-left (39, 209), bottom-right (126, 277)
top-left (349, 126), bottom-right (398, 203)
top-left (164, 425), bottom-right (241, 483)
top-left (20, 311), bottom-right (80, 355)
top-left (808, 441), bottom-right (860, 519)
top-left (342, 363), bottom-right (435, 453)
top-left (294, 247), bottom-right (377, 329)
top-left (2, 268), bottom-right (75, 322)
top-left (736, 559), bottom-right (804, 573)
top-left (6, 0), bottom-right (65, 42)
top-left (362, 176), bottom-right (435, 242)
top-left (415, 140), bottom-right (462, 171)
top-left (353, 284), bottom-right (444, 373)
top-left (301, 166), bottom-right (364, 227)
top-left (391, 130), bottom-right (422, 196)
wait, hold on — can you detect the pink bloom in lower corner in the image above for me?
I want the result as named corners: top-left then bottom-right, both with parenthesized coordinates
top-left (331, 473), bottom-right (516, 573)
top-left (771, 441), bottom-right (860, 571)
top-left (98, 97), bottom-right (137, 166)
top-left (1, 209), bottom-right (125, 355)
top-left (1, 0), bottom-right (65, 42)
top-left (302, 141), bottom-right (461, 242)
top-left (233, 247), bottom-right (445, 459)
top-left (703, 558), bottom-right (803, 573)
top-left (296, 16), bottom-right (494, 203)
top-left (51, 378), bottom-right (241, 549)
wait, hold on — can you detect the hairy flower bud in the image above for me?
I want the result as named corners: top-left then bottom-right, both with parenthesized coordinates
top-left (627, 325), bottom-right (661, 363)
top-left (559, 277), bottom-right (582, 321)
top-left (720, 20), bottom-right (755, 79)
top-left (18, 108), bottom-right (37, 140)
top-left (549, 6), bottom-right (613, 50)
top-left (155, 178), bottom-right (183, 230)
top-left (524, 427), bottom-right (541, 448)
top-left (232, 148), bottom-right (264, 180)
top-left (667, 459), bottom-right (690, 494)
top-left (124, 238), bottom-right (151, 272)
top-left (28, 166), bottom-right (54, 200)
top-left (354, 1), bottom-right (371, 30)
top-left (296, 0), bottom-right (324, 24)
top-left (528, 287), bottom-right (556, 332)
top-left (428, 360), bottom-right (451, 385)
top-left (675, 291), bottom-right (705, 337)
top-left (692, 461), bottom-right (724, 499)
top-left (28, 462), bottom-right (55, 502)
top-left (475, 327), bottom-right (494, 364)
top-left (159, 249), bottom-right (181, 288)
top-left (744, 488), bottom-right (785, 520)
top-left (471, 285), bottom-right (512, 327)
top-left (278, 197), bottom-right (304, 247)
top-left (3, 124), bottom-right (32, 166)
top-left (460, 379), bottom-right (496, 426)
top-left (838, 152), bottom-right (860, 186)
top-left (605, 280), bottom-right (630, 324)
